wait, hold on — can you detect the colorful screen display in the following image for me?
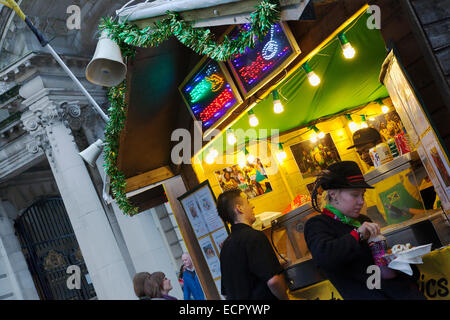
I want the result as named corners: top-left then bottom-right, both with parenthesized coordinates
top-left (180, 59), bottom-right (241, 133)
top-left (228, 23), bottom-right (298, 96)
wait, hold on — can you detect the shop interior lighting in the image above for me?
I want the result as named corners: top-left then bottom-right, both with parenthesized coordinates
top-left (338, 33), bottom-right (356, 59)
top-left (360, 115), bottom-right (368, 128)
top-left (345, 114), bottom-right (359, 132)
top-left (302, 62), bottom-right (321, 87)
top-left (244, 147), bottom-right (255, 164)
top-left (272, 89), bottom-right (284, 114)
top-left (276, 143), bottom-right (287, 163)
top-left (376, 99), bottom-right (389, 114)
top-left (205, 148), bottom-right (218, 165)
top-left (248, 109), bottom-right (259, 127)
top-left (227, 128), bottom-right (237, 145)
top-left (309, 125), bottom-right (325, 143)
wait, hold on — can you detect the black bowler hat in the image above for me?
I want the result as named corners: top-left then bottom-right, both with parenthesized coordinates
top-left (319, 161), bottom-right (374, 189)
top-left (347, 127), bottom-right (382, 150)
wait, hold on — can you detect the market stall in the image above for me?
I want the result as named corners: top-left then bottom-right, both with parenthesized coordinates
top-left (97, 0), bottom-right (450, 300)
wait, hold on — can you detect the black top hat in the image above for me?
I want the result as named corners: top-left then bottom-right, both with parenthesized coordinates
top-left (347, 127), bottom-right (382, 150)
top-left (319, 161), bottom-right (374, 189)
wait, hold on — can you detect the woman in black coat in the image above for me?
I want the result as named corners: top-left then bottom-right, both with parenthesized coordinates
top-left (304, 161), bottom-right (425, 300)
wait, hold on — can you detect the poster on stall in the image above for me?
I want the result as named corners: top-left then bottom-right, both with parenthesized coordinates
top-left (178, 181), bottom-right (230, 298)
top-left (420, 131), bottom-right (450, 210)
top-left (290, 133), bottom-right (341, 179)
top-left (368, 110), bottom-right (405, 142)
top-left (198, 236), bottom-right (221, 279)
top-left (179, 196), bottom-right (209, 238)
top-left (211, 227), bottom-right (229, 253)
top-left (214, 159), bottom-right (273, 199)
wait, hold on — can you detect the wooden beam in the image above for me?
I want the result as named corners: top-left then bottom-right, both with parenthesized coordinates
top-left (124, 166), bottom-right (174, 193)
top-left (132, 0), bottom-right (305, 29)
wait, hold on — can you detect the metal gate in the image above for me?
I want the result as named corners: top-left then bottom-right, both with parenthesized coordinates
top-left (14, 197), bottom-right (96, 300)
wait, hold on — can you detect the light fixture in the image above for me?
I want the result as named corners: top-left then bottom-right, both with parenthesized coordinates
top-left (79, 139), bottom-right (104, 167)
top-left (345, 114), bottom-right (359, 132)
top-left (248, 109), bottom-right (259, 127)
top-left (227, 129), bottom-right (237, 145)
top-left (302, 62), bottom-right (321, 87)
top-left (272, 89), bottom-right (284, 114)
top-left (360, 115), bottom-right (368, 128)
top-left (338, 33), bottom-right (356, 59)
top-left (205, 148), bottom-right (218, 164)
top-left (244, 147), bottom-right (255, 164)
top-left (276, 143), bottom-right (287, 163)
top-left (309, 125), bottom-right (325, 142)
top-left (376, 99), bottom-right (389, 114)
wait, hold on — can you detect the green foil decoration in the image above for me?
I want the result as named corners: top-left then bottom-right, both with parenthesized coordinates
top-left (100, 0), bottom-right (280, 215)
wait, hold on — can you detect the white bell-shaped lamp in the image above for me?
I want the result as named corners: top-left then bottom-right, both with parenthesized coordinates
top-left (86, 31), bottom-right (127, 87)
top-left (79, 139), bottom-right (104, 167)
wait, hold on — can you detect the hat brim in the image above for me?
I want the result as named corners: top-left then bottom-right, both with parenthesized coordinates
top-left (341, 181), bottom-right (375, 189)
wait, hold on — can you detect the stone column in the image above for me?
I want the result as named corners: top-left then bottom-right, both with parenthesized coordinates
top-left (0, 200), bottom-right (39, 300)
top-left (20, 76), bottom-right (136, 300)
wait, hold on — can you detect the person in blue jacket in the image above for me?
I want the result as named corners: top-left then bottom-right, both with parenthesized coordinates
top-left (181, 252), bottom-right (205, 300)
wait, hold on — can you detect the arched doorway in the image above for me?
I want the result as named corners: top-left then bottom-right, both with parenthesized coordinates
top-left (14, 197), bottom-right (96, 300)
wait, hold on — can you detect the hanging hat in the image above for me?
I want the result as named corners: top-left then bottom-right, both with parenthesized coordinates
top-left (347, 127), bottom-right (382, 149)
top-left (318, 161), bottom-right (374, 189)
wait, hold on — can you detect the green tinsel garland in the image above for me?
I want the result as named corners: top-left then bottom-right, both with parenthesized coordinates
top-left (101, 0), bottom-right (280, 215)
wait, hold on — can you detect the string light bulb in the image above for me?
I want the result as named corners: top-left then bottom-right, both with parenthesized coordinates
top-left (360, 115), bottom-right (368, 128)
top-left (338, 33), bottom-right (356, 59)
top-left (205, 148), bottom-right (218, 164)
top-left (248, 109), bottom-right (259, 127)
top-left (302, 62), bottom-right (321, 87)
top-left (244, 147), bottom-right (255, 164)
top-left (309, 125), bottom-right (325, 142)
top-left (227, 129), bottom-right (237, 145)
top-left (276, 143), bottom-right (287, 163)
top-left (346, 114), bottom-right (359, 132)
top-left (272, 89), bottom-right (284, 114)
top-left (376, 99), bottom-right (389, 114)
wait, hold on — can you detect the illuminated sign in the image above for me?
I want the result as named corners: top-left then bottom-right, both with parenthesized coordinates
top-left (179, 58), bottom-right (242, 136)
top-left (227, 22), bottom-right (301, 98)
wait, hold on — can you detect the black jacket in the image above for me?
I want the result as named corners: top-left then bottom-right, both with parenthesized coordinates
top-left (304, 214), bottom-right (426, 300)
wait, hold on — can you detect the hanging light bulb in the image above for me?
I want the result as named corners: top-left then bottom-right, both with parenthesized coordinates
top-left (205, 148), bottom-right (218, 164)
top-left (276, 143), bottom-right (287, 163)
top-left (338, 33), bottom-right (356, 59)
top-left (244, 147), bottom-right (255, 164)
top-left (272, 89), bottom-right (284, 114)
top-left (376, 99), bottom-right (389, 114)
top-left (309, 125), bottom-right (325, 142)
top-left (302, 62), bottom-right (321, 87)
top-left (360, 115), bottom-right (368, 128)
top-left (248, 109), bottom-right (259, 127)
top-left (227, 129), bottom-right (237, 145)
top-left (346, 114), bottom-right (359, 132)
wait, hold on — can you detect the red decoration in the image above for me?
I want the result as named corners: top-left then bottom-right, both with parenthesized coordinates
top-left (199, 89), bottom-right (234, 122)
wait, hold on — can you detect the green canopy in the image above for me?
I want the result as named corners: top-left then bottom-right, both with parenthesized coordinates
top-left (201, 12), bottom-right (389, 158)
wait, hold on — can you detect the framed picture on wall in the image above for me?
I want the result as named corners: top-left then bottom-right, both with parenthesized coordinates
top-left (421, 131), bottom-right (450, 197)
top-left (368, 110), bottom-right (405, 142)
top-left (290, 133), bottom-right (341, 179)
top-left (214, 159), bottom-right (273, 200)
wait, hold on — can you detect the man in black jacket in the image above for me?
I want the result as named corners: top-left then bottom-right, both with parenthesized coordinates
top-left (217, 189), bottom-right (289, 300)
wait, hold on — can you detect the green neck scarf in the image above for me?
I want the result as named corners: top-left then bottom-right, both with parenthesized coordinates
top-left (324, 204), bottom-right (362, 228)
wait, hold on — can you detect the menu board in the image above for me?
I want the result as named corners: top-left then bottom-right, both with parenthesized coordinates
top-left (178, 181), bottom-right (230, 297)
top-left (227, 21), bottom-right (301, 98)
top-left (179, 57), bottom-right (243, 137)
